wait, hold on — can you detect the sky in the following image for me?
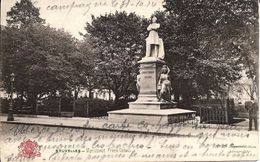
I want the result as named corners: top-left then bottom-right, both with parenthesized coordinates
top-left (1, 0), bottom-right (164, 39)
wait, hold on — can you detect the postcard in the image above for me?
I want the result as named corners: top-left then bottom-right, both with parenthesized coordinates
top-left (0, 0), bottom-right (259, 162)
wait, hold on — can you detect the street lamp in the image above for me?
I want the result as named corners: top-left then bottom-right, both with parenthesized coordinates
top-left (7, 73), bottom-right (15, 121)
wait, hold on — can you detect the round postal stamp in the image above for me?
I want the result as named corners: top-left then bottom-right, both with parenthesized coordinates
top-left (18, 139), bottom-right (41, 158)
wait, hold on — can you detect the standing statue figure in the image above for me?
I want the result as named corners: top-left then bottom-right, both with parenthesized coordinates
top-left (146, 16), bottom-right (165, 59)
top-left (158, 65), bottom-right (172, 102)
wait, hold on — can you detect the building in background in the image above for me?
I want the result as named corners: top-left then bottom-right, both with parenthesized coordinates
top-left (228, 70), bottom-right (256, 105)
top-left (78, 89), bottom-right (115, 101)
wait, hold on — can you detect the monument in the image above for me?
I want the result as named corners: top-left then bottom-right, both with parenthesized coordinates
top-left (108, 16), bottom-right (195, 124)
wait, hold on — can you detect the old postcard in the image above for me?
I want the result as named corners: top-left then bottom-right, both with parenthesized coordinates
top-left (0, 0), bottom-right (259, 162)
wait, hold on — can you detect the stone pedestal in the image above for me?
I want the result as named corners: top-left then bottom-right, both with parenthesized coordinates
top-left (108, 108), bottom-right (195, 124)
top-left (128, 57), bottom-right (177, 109)
top-left (108, 57), bottom-right (196, 124)
top-left (129, 101), bottom-right (176, 110)
top-left (135, 57), bottom-right (164, 102)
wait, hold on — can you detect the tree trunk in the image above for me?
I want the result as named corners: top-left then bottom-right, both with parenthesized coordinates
top-left (74, 91), bottom-right (78, 100)
top-left (108, 89), bottom-right (111, 101)
top-left (89, 87), bottom-right (93, 99)
top-left (27, 93), bottom-right (37, 114)
top-left (173, 91), bottom-right (180, 102)
top-left (19, 93), bottom-right (23, 110)
top-left (182, 93), bottom-right (192, 108)
top-left (31, 99), bottom-right (37, 114)
top-left (114, 94), bottom-right (120, 106)
top-left (73, 89), bottom-right (77, 116)
top-left (58, 97), bottom-right (61, 116)
top-left (86, 101), bottom-right (89, 117)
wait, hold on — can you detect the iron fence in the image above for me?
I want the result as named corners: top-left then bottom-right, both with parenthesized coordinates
top-left (199, 99), bottom-right (234, 124)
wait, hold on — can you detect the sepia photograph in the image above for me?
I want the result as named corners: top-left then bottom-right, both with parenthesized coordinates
top-left (0, 0), bottom-right (259, 161)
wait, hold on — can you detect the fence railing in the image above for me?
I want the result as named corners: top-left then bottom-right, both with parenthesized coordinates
top-left (199, 99), bottom-right (234, 124)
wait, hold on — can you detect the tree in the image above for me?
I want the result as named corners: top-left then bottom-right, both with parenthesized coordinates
top-left (6, 0), bottom-right (44, 28)
top-left (76, 39), bottom-right (97, 99)
top-left (1, 24), bottom-right (87, 112)
top-left (155, 0), bottom-right (258, 105)
top-left (84, 12), bottom-right (148, 103)
top-left (2, 0), bottom-right (95, 112)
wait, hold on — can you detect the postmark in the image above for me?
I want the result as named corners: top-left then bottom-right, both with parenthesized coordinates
top-left (18, 139), bottom-right (41, 158)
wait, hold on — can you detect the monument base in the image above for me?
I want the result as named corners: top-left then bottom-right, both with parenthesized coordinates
top-left (108, 108), bottom-right (196, 124)
top-left (129, 101), bottom-right (177, 110)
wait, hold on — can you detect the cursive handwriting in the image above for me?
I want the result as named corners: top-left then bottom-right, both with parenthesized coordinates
top-left (46, 0), bottom-right (159, 16)
top-left (1, 122), bottom-right (258, 162)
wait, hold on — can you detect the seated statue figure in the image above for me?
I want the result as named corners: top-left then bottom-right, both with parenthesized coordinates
top-left (146, 16), bottom-right (165, 59)
top-left (157, 65), bottom-right (172, 102)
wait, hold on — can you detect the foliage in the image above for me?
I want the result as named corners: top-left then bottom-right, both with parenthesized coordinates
top-left (1, 24), bottom-right (88, 109)
top-left (76, 40), bottom-right (97, 98)
top-left (84, 11), bottom-right (148, 102)
top-left (155, 0), bottom-right (258, 104)
top-left (2, 0), bottom-right (94, 112)
top-left (6, 0), bottom-right (45, 28)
